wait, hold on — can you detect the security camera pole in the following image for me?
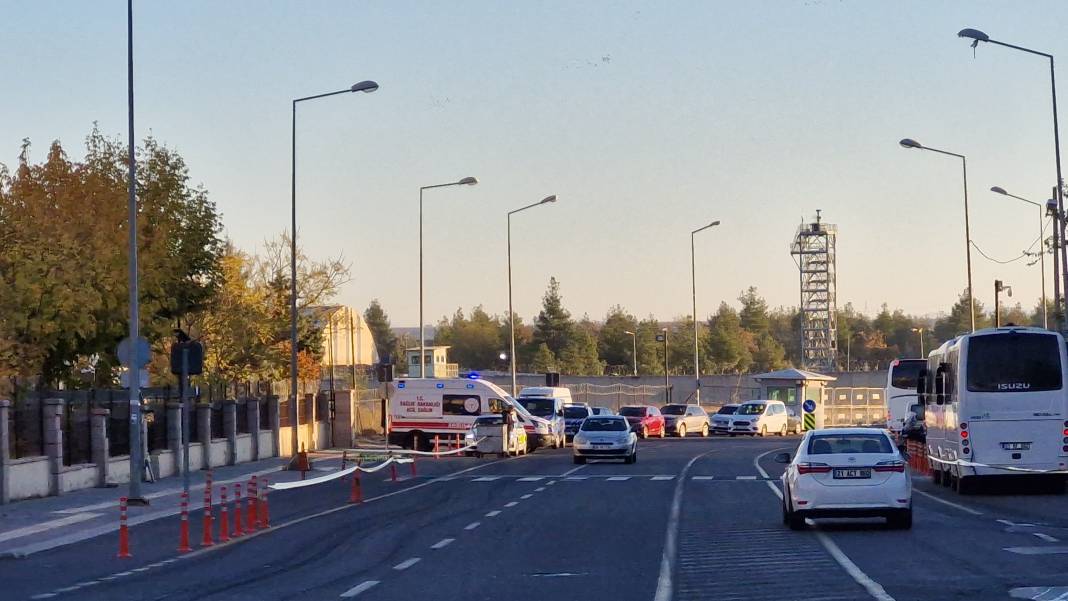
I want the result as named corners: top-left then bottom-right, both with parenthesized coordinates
top-left (994, 280), bottom-right (1012, 327)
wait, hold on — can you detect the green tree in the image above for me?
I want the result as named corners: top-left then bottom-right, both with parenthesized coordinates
top-left (738, 287), bottom-right (771, 335)
top-left (934, 289), bottom-right (989, 342)
top-left (559, 318), bottom-right (603, 375)
top-left (705, 302), bottom-right (752, 374)
top-left (364, 299), bottom-right (397, 364)
top-left (529, 343), bottom-right (557, 373)
top-left (750, 331), bottom-right (787, 372)
top-left (532, 277), bottom-right (574, 356)
top-left (597, 306), bottom-right (639, 371)
top-left (434, 306), bottom-right (503, 370)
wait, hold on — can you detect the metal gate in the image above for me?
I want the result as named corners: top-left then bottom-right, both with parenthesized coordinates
top-left (822, 387), bottom-right (884, 428)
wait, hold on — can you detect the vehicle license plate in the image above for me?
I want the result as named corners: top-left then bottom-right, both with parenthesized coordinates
top-left (592, 442), bottom-right (612, 446)
top-left (1001, 442), bottom-right (1031, 451)
top-left (832, 468), bottom-right (871, 479)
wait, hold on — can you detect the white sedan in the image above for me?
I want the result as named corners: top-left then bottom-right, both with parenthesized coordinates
top-left (776, 427), bottom-right (912, 530)
top-left (572, 415), bottom-right (638, 464)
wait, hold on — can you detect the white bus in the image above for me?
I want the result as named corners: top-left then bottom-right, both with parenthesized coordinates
top-left (921, 327), bottom-right (1068, 493)
top-left (886, 358), bottom-right (927, 432)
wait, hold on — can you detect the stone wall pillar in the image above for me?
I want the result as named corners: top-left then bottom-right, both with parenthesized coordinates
top-left (42, 398), bottom-right (64, 496)
top-left (0, 400), bottom-right (10, 504)
top-left (197, 403), bottom-right (212, 469)
top-left (223, 400), bottom-right (237, 466)
top-left (91, 407), bottom-right (110, 486)
top-left (247, 399), bottom-right (260, 460)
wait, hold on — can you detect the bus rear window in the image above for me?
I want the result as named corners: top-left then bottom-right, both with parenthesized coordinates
top-left (890, 360), bottom-right (925, 390)
top-left (967, 334), bottom-right (1062, 393)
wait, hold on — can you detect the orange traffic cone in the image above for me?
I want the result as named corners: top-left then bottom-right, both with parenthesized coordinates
top-left (177, 492), bottom-right (192, 552)
top-left (232, 483), bottom-right (244, 537)
top-left (117, 497), bottom-right (132, 558)
top-left (218, 486), bottom-right (230, 543)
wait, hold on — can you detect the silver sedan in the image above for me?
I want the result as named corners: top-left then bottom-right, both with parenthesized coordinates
top-left (572, 415), bottom-right (638, 464)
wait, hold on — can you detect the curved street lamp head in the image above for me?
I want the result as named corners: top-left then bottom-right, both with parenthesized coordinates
top-left (350, 80), bottom-right (379, 93)
top-left (958, 28), bottom-right (990, 42)
top-left (709, 220), bottom-right (721, 227)
top-left (899, 138), bottom-right (922, 149)
top-left (990, 186), bottom-right (1008, 195)
top-left (624, 330), bottom-right (635, 336)
top-left (540, 195), bottom-right (558, 204)
top-left (457, 176), bottom-right (479, 186)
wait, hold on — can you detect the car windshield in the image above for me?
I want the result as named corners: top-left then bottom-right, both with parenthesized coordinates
top-left (967, 333), bottom-right (1063, 393)
top-left (716, 406), bottom-right (738, 415)
top-left (890, 360), bottom-right (925, 390)
top-left (619, 407), bottom-right (645, 417)
top-left (808, 434), bottom-right (893, 455)
top-left (580, 418), bottom-right (627, 432)
top-left (660, 405), bottom-right (687, 415)
top-left (736, 404), bottom-right (766, 415)
top-left (518, 398), bottom-right (555, 416)
top-left (563, 406), bottom-right (590, 419)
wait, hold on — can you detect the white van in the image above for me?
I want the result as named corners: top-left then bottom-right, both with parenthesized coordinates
top-left (516, 386), bottom-right (571, 448)
top-left (728, 400), bottom-right (790, 437)
top-left (886, 358), bottom-right (927, 432)
top-left (922, 327), bottom-right (1068, 493)
top-left (388, 378), bottom-right (552, 451)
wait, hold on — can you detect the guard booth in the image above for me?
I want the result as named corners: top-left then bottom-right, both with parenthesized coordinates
top-left (752, 368), bottom-right (837, 431)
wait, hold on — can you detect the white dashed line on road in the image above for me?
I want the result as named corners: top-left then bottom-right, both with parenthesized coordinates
top-left (651, 476), bottom-right (675, 481)
top-left (1033, 533), bottom-right (1060, 543)
top-left (485, 510), bottom-right (501, 517)
top-left (465, 521), bottom-right (481, 530)
top-left (691, 476), bottom-right (715, 480)
top-left (471, 476), bottom-right (500, 482)
top-left (735, 476), bottom-right (757, 480)
top-left (521, 494), bottom-right (533, 499)
top-left (431, 538), bottom-right (455, 549)
top-left (340, 580), bottom-right (380, 597)
top-left (564, 476), bottom-right (589, 481)
top-left (607, 476), bottom-right (630, 481)
top-left (518, 477), bottom-right (543, 482)
top-left (535, 487), bottom-right (546, 492)
top-left (546, 480), bottom-right (557, 485)
top-left (393, 557), bottom-right (421, 570)
top-left (1005, 546), bottom-right (1068, 555)
top-left (30, 594), bottom-right (57, 599)
top-left (504, 501), bottom-right (519, 507)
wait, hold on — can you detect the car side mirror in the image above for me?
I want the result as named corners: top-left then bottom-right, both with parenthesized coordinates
top-left (773, 452), bottom-right (791, 464)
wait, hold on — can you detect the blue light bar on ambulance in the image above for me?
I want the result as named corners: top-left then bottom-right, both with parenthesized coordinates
top-left (467, 372), bottom-right (481, 380)
top-left (436, 383), bottom-right (444, 389)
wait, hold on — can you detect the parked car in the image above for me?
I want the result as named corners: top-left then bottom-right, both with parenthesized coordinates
top-left (777, 427), bottom-right (912, 530)
top-left (728, 400), bottom-right (789, 437)
top-left (785, 406), bottom-right (804, 436)
top-left (660, 404), bottom-right (710, 437)
top-left (619, 405), bottom-right (666, 438)
top-left (710, 404), bottom-right (740, 434)
top-left (562, 403), bottom-right (592, 441)
top-left (572, 415), bottom-right (638, 464)
top-left (590, 406), bottom-right (615, 416)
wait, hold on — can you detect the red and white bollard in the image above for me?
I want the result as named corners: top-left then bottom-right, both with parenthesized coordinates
top-left (434, 435), bottom-right (440, 458)
top-left (410, 456), bottom-right (417, 478)
top-left (218, 486), bottom-right (230, 543)
top-left (201, 487), bottom-right (214, 547)
top-left (177, 491), bottom-right (192, 552)
top-left (232, 483), bottom-right (244, 537)
top-left (246, 477), bottom-right (258, 532)
top-left (117, 496), bottom-right (132, 558)
top-left (349, 470), bottom-right (363, 504)
top-left (390, 457), bottom-right (398, 482)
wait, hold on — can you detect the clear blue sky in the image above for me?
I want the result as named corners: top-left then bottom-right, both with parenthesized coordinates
top-left (3, 1), bottom-right (1067, 327)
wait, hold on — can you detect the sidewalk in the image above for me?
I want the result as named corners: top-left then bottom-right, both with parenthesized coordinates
top-left (0, 452), bottom-right (346, 558)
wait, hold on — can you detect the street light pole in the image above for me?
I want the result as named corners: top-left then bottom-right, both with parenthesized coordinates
top-left (991, 186), bottom-right (1049, 329)
top-left (661, 328), bottom-right (669, 402)
top-left (911, 327), bottom-right (925, 357)
top-left (125, 0), bottom-right (146, 504)
top-left (960, 28), bottom-right (1067, 331)
top-left (419, 177), bottom-right (478, 378)
top-left (900, 138), bottom-right (975, 332)
top-left (624, 330), bottom-right (637, 376)
top-left (508, 195), bottom-right (558, 396)
top-left (290, 80), bottom-right (378, 456)
top-left (690, 220), bottom-right (720, 404)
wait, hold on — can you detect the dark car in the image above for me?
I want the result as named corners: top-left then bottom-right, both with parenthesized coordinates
top-left (619, 405), bottom-right (666, 438)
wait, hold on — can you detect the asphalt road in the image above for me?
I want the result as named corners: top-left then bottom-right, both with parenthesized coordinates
top-left (4, 435), bottom-right (1068, 601)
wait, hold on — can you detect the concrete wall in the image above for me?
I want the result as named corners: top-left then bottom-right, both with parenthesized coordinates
top-left (59, 464), bottom-right (98, 494)
top-left (235, 434), bottom-right (253, 463)
top-left (7, 457), bottom-right (51, 500)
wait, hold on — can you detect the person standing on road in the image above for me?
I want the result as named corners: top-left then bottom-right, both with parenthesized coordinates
top-left (503, 404), bottom-right (516, 453)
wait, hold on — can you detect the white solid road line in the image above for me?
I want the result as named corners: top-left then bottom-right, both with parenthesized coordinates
top-left (560, 464), bottom-right (588, 477)
top-left (430, 538), bottom-right (455, 549)
top-left (0, 513), bottom-right (100, 543)
top-left (485, 510), bottom-right (501, 517)
top-left (753, 447), bottom-right (897, 601)
top-left (393, 557), bottom-right (421, 570)
top-left (653, 449), bottom-right (714, 601)
top-left (340, 580), bottom-right (380, 597)
top-left (914, 489), bottom-right (983, 516)
top-left (464, 521), bottom-right (481, 530)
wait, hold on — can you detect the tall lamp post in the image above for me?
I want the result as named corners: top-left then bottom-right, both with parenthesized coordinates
top-left (911, 327), bottom-right (925, 357)
top-left (508, 195), bottom-right (558, 395)
top-left (990, 186), bottom-right (1050, 329)
top-left (690, 220), bottom-right (720, 404)
top-left (419, 177), bottom-right (479, 376)
top-left (659, 328), bottom-right (669, 401)
top-left (900, 138), bottom-right (975, 332)
top-left (958, 28), bottom-right (1067, 331)
top-left (290, 80), bottom-right (378, 456)
top-left (624, 330), bottom-right (638, 376)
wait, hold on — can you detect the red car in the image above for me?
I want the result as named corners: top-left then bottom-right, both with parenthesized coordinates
top-left (619, 405), bottom-right (666, 438)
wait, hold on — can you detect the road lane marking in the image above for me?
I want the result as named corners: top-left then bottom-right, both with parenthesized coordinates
top-left (504, 501), bottom-right (519, 507)
top-left (30, 594), bottom-right (57, 599)
top-left (431, 538), bottom-right (455, 549)
top-left (1005, 546), bottom-right (1068, 555)
top-left (471, 476), bottom-right (500, 482)
top-left (535, 487), bottom-right (546, 492)
top-left (464, 521), bottom-right (481, 530)
top-left (1009, 586), bottom-right (1068, 599)
top-left (518, 477), bottom-right (543, 482)
top-left (485, 510), bottom-right (501, 517)
top-left (393, 557), bottom-right (421, 570)
top-left (691, 476), bottom-right (714, 480)
top-left (561, 465), bottom-right (588, 477)
top-left (521, 494), bottom-right (533, 499)
top-left (1033, 533), bottom-right (1060, 543)
top-left (546, 480), bottom-right (557, 485)
top-left (607, 477), bottom-right (630, 481)
top-left (653, 449), bottom-right (714, 601)
top-left (0, 513), bottom-right (100, 543)
top-left (999, 519), bottom-right (1038, 528)
top-left (914, 489), bottom-right (983, 516)
top-left (753, 447), bottom-right (897, 601)
top-left (340, 580), bottom-right (380, 597)
top-left (736, 476), bottom-right (757, 480)
top-left (564, 476), bottom-right (588, 481)
top-left (651, 476), bottom-right (674, 481)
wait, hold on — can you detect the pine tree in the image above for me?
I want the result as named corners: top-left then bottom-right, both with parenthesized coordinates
top-left (532, 277), bottom-right (574, 356)
top-left (364, 299), bottom-right (397, 363)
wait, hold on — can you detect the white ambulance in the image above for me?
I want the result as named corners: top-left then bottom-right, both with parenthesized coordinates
top-left (387, 378), bottom-right (552, 451)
